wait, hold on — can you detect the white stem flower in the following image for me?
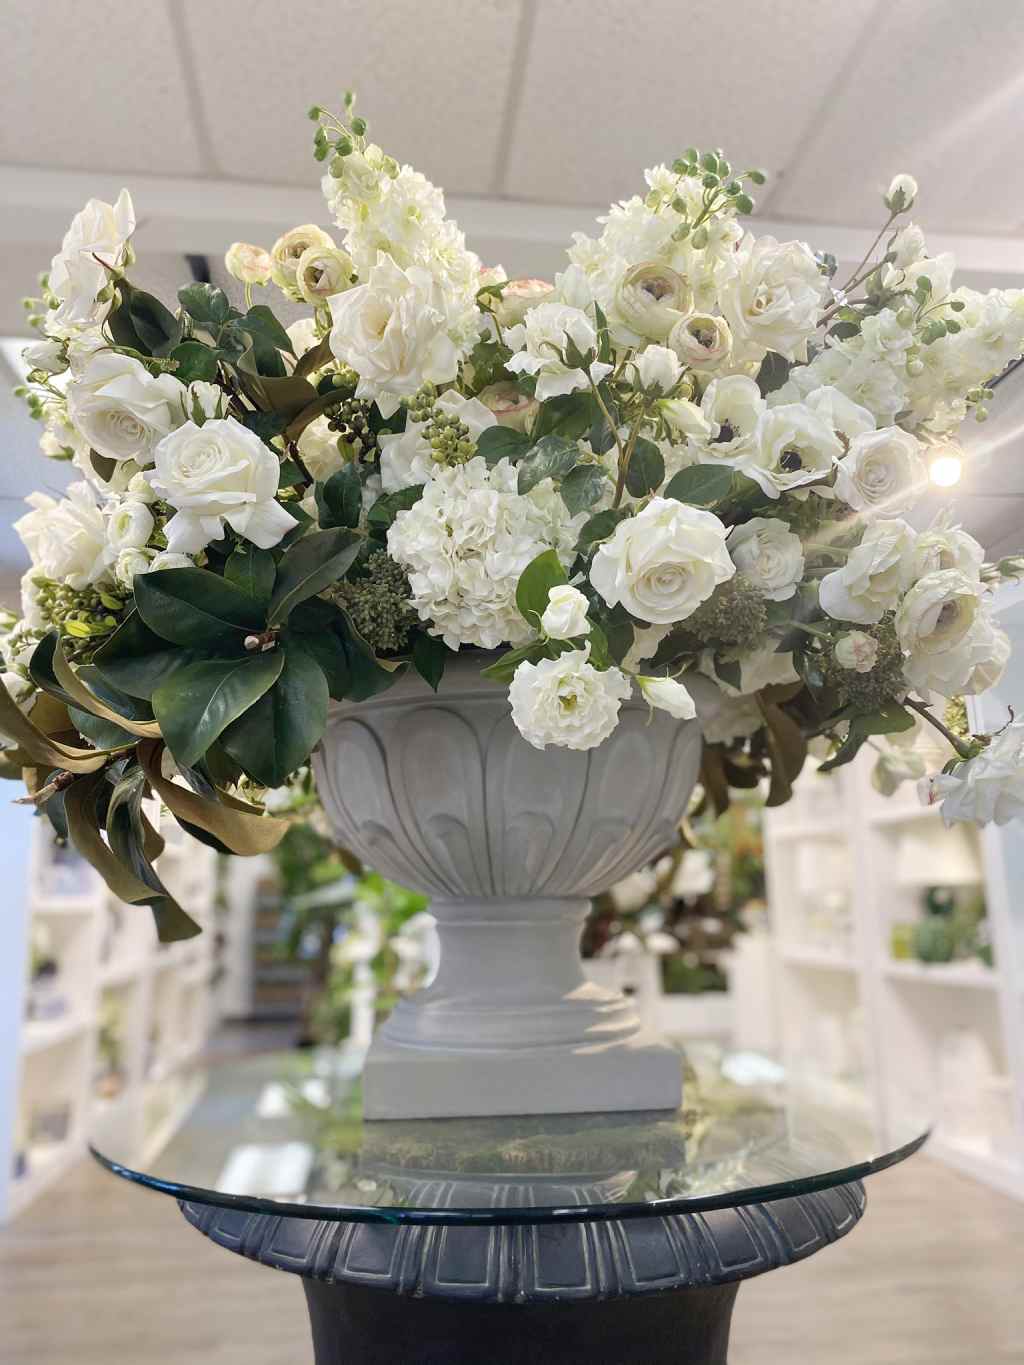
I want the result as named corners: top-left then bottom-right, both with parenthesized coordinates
top-left (636, 675), bottom-right (697, 720)
top-left (541, 585), bottom-right (591, 640)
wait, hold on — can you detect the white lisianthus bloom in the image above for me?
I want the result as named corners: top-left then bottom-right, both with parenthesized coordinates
top-left (494, 278), bottom-right (555, 326)
top-left (47, 190), bottom-right (135, 333)
top-left (224, 243), bottom-right (273, 287)
top-left (378, 392), bottom-right (496, 492)
top-left (749, 403), bottom-right (843, 497)
top-left (834, 426), bottom-right (926, 517)
top-left (508, 647), bottom-right (632, 751)
top-left (151, 418), bottom-right (295, 553)
top-left (295, 243), bottom-right (355, 305)
top-left (728, 517), bottom-right (804, 601)
top-left (819, 518), bottom-right (917, 624)
top-left (834, 631), bottom-right (879, 673)
top-left (23, 338), bottom-right (66, 376)
top-left (505, 303), bottom-right (613, 401)
top-left (919, 721), bottom-right (1024, 827)
top-left (909, 520), bottom-right (984, 583)
top-left (296, 417), bottom-right (347, 484)
top-left (886, 174), bottom-right (919, 212)
top-left (66, 350), bottom-right (185, 466)
top-left (804, 385), bottom-right (876, 445)
top-left (387, 456), bottom-right (580, 649)
top-left (270, 224), bottom-right (336, 298)
top-left (113, 547), bottom-right (154, 588)
top-left (689, 375), bottom-right (765, 467)
top-left (628, 344), bottom-right (682, 394)
top-left (14, 482), bottom-right (109, 588)
top-left (590, 497), bottom-right (734, 625)
top-left (476, 382), bottom-right (539, 433)
top-left (636, 674), bottom-right (697, 720)
top-left (105, 499), bottom-right (154, 554)
top-left (328, 254), bottom-right (466, 417)
top-left (667, 313), bottom-right (732, 371)
top-left (541, 585), bottom-right (591, 640)
top-left (614, 262), bottom-right (692, 342)
top-left (719, 234), bottom-right (824, 363)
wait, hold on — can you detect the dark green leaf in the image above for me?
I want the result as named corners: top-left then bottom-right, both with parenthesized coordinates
top-left (560, 464), bottom-right (608, 517)
top-left (220, 642), bottom-right (328, 787)
top-left (530, 392), bottom-right (595, 442)
top-left (126, 288), bottom-right (182, 357)
top-left (224, 544), bottom-right (277, 603)
top-left (92, 612), bottom-right (197, 701)
top-left (76, 667), bottom-right (155, 722)
top-left (480, 642), bottom-right (544, 683)
top-left (268, 528), bottom-right (363, 625)
top-left (242, 304), bottom-right (295, 355)
top-left (153, 652), bottom-right (284, 768)
top-left (819, 703), bottom-right (915, 773)
top-left (168, 339), bottom-right (219, 383)
top-left (134, 567), bottom-right (267, 648)
top-left (334, 607), bottom-right (405, 701)
top-left (252, 372), bottom-right (318, 418)
top-left (104, 767), bottom-right (199, 942)
top-left (366, 485), bottom-right (423, 531)
top-left (476, 425), bottom-right (531, 466)
top-left (664, 463), bottom-right (734, 508)
top-left (292, 624), bottom-right (351, 700)
top-left (240, 410), bottom-right (289, 444)
top-left (67, 706), bottom-right (136, 751)
top-left (412, 633), bottom-right (447, 691)
top-left (516, 548), bottom-right (568, 627)
top-left (578, 507), bottom-right (629, 549)
top-left (316, 465), bottom-right (362, 529)
top-left (755, 352), bottom-right (793, 396)
top-left (178, 283), bottom-right (235, 329)
top-left (279, 502), bottom-right (314, 548)
top-left (28, 632), bottom-right (79, 709)
top-left (90, 450), bottom-right (117, 484)
top-left (625, 437), bottom-right (665, 497)
top-left (517, 435), bottom-right (579, 494)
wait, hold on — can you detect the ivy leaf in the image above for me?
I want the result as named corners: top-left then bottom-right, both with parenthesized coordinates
top-left (625, 437), bottom-right (665, 497)
top-left (515, 549), bottom-right (568, 627)
top-left (366, 485), bottom-right (423, 531)
top-left (476, 425), bottom-right (531, 466)
top-left (560, 464), bottom-right (608, 517)
top-left (168, 339), bottom-right (219, 383)
top-left (664, 464), bottom-right (734, 509)
top-left (178, 283), bottom-right (235, 330)
top-left (134, 568), bottom-right (267, 649)
top-left (412, 634), bottom-right (447, 692)
top-left (224, 544), bottom-right (277, 603)
top-left (268, 528), bottom-right (363, 625)
top-left (316, 465), bottom-right (363, 530)
top-left (517, 435), bottom-right (579, 494)
top-left (220, 642), bottom-right (328, 787)
top-left (153, 652), bottom-right (284, 769)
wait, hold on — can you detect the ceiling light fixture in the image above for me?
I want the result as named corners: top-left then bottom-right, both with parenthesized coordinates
top-left (929, 451), bottom-right (963, 488)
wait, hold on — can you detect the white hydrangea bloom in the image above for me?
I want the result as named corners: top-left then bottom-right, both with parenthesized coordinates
top-left (386, 456), bottom-right (582, 650)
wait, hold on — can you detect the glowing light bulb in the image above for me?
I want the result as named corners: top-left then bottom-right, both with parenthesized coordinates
top-left (929, 453), bottom-right (963, 487)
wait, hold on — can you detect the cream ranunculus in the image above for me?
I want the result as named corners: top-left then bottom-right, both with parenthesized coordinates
top-left (819, 518), bottom-right (917, 624)
top-left (113, 547), bottom-right (154, 588)
top-left (719, 234), bottom-right (824, 363)
top-left (508, 647), bottom-right (632, 751)
top-left (47, 190), bottom-right (135, 333)
top-left (615, 262), bottom-right (692, 342)
top-left (150, 418), bottom-right (296, 553)
top-left (224, 243), bottom-right (273, 286)
top-left (14, 482), bottom-right (109, 588)
top-left (505, 302), bottom-right (612, 402)
top-left (628, 344), bottom-right (682, 394)
top-left (66, 350), bottom-right (185, 465)
top-left (494, 278), bottom-right (555, 326)
top-left (919, 720), bottom-right (1024, 827)
top-left (749, 403), bottom-right (843, 497)
top-left (728, 517), bottom-right (804, 601)
top-left (895, 569), bottom-right (981, 693)
top-left (270, 224), bottom-right (336, 298)
top-left (667, 313), bottom-right (732, 371)
top-left (834, 426), bottom-right (926, 517)
top-left (328, 254), bottom-right (465, 418)
top-left (834, 631), bottom-right (879, 673)
top-left (541, 584), bottom-right (591, 640)
top-left (636, 674), bottom-right (697, 719)
top-left (476, 381), bottom-right (539, 432)
top-left (909, 521), bottom-right (984, 583)
top-left (147, 551), bottom-right (195, 573)
top-left (296, 244), bottom-right (355, 305)
top-left (590, 496), bottom-right (735, 625)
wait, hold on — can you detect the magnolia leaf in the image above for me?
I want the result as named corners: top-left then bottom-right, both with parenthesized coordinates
top-left (224, 544), bottom-right (277, 603)
top-left (92, 612), bottom-right (197, 701)
top-left (316, 465), bottom-right (362, 530)
top-left (104, 764), bottom-right (199, 942)
top-left (412, 633), bottom-right (447, 692)
top-left (294, 336), bottom-right (334, 378)
top-left (220, 642), bottom-right (329, 787)
top-left (366, 486), bottom-right (423, 531)
top-left (268, 528), bottom-right (363, 625)
top-left (34, 635), bottom-right (162, 738)
top-left (284, 391), bottom-right (346, 441)
top-left (134, 567), bottom-right (267, 648)
top-left (0, 677), bottom-right (109, 773)
top-left (515, 548), bottom-right (568, 627)
top-left (153, 652), bottom-right (284, 769)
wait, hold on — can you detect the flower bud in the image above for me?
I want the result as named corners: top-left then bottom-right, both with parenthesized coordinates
top-left (885, 174), bottom-right (918, 213)
top-left (636, 675), bottom-right (697, 720)
top-left (834, 631), bottom-right (878, 673)
top-left (224, 242), bottom-right (273, 287)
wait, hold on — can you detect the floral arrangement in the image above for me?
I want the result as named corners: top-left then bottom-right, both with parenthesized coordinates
top-left (6, 95), bottom-right (1024, 938)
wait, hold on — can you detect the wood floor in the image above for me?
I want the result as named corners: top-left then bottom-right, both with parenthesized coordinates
top-left (1, 1152), bottom-right (1023, 1363)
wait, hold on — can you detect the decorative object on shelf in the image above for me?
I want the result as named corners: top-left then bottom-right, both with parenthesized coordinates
top-left (5, 95), bottom-right (1024, 1118)
top-left (25, 921), bottom-right (67, 1021)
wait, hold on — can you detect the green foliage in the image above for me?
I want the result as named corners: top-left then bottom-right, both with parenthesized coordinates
top-left (220, 643), bottom-right (328, 787)
top-left (515, 549), bottom-right (568, 627)
top-left (268, 528), bottom-right (363, 625)
top-left (819, 703), bottom-right (915, 773)
top-left (412, 633), bottom-right (447, 691)
top-left (134, 568), bottom-right (266, 648)
top-left (366, 485), bottom-right (423, 531)
top-left (476, 425), bottom-right (531, 466)
top-left (315, 465), bottom-right (363, 530)
top-left (559, 463), bottom-right (608, 517)
top-left (664, 464), bottom-right (734, 508)
top-left (153, 652), bottom-right (284, 768)
top-left (516, 435), bottom-right (578, 494)
top-left (624, 437), bottom-right (664, 497)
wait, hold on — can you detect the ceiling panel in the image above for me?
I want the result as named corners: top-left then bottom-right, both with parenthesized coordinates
top-left (0, 0), bottom-right (204, 175)
top-left (181, 0), bottom-right (523, 195)
top-left (773, 0), bottom-right (1024, 233)
top-left (502, 0), bottom-right (877, 208)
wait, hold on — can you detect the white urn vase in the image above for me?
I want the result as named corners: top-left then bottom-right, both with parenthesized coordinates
top-left (313, 652), bottom-right (703, 1120)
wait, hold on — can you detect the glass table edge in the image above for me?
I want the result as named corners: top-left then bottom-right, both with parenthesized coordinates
top-left (89, 1125), bottom-right (931, 1228)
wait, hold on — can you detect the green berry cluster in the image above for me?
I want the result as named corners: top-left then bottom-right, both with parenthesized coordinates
top-left (326, 398), bottom-right (379, 459)
top-left (684, 579), bottom-right (768, 652)
top-left (30, 578), bottom-right (127, 661)
top-left (404, 385), bottom-right (438, 423)
top-left (333, 551), bottom-right (417, 655)
top-left (423, 410), bottom-right (475, 466)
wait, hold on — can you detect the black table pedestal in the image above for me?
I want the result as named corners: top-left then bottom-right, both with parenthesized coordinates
top-left (180, 1181), bottom-right (865, 1364)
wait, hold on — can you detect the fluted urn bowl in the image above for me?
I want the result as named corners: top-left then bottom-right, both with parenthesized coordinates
top-left (313, 651), bottom-right (703, 1119)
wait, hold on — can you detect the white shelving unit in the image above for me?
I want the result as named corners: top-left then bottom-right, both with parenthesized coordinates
top-left (0, 813), bottom-right (220, 1222)
top-left (763, 584), bottom-right (1024, 1199)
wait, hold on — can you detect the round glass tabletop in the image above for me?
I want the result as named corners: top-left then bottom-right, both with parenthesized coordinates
top-left (90, 1044), bottom-right (929, 1227)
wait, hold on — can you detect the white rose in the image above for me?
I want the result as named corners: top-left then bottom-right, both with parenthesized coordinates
top-left (719, 234), bottom-right (824, 363)
top-left (919, 721), bottom-right (1024, 828)
top-left (224, 243), bottom-right (273, 287)
top-left (150, 417), bottom-right (295, 553)
top-left (689, 375), bottom-right (765, 466)
top-left (508, 648), bottom-right (632, 751)
top-left (909, 521), bottom-right (984, 583)
top-left (728, 517), bottom-right (804, 601)
top-left (637, 675), bottom-right (697, 720)
top-left (113, 547), bottom-right (154, 588)
top-left (23, 339), bottom-right (66, 376)
top-left (629, 345), bottom-right (682, 394)
top-left (819, 518), bottom-right (916, 624)
top-left (477, 382), bottom-right (539, 432)
top-left (106, 500), bottom-right (154, 553)
top-left (328, 254), bottom-right (466, 418)
top-left (541, 585), bottom-right (591, 640)
top-left (834, 631), bottom-right (878, 673)
top-left (66, 350), bottom-right (185, 466)
top-left (270, 224), bottom-right (335, 298)
top-left (804, 386), bottom-right (875, 445)
top-left (378, 392), bottom-right (496, 492)
top-left (14, 482), bottom-right (109, 588)
top-left (47, 189), bottom-right (135, 333)
top-left (834, 427), bottom-right (926, 517)
top-left (614, 262), bottom-right (691, 342)
top-left (750, 403), bottom-right (843, 497)
top-left (590, 496), bottom-right (735, 625)
top-left (886, 174), bottom-right (919, 212)
top-left (494, 278), bottom-right (555, 326)
top-left (667, 313), bottom-right (732, 371)
top-left (505, 302), bottom-right (612, 402)
top-left (295, 244), bottom-right (355, 305)
top-left (297, 417), bottom-right (347, 484)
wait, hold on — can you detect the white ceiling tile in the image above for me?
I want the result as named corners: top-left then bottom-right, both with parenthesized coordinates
top-left (0, 1), bottom-right (204, 175)
top-left (181, 0), bottom-right (523, 195)
top-left (773, 0), bottom-right (1024, 233)
top-left (502, 0), bottom-right (877, 207)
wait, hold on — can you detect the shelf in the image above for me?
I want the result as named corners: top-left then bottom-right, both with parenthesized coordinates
top-left (769, 820), bottom-right (847, 842)
top-left (868, 803), bottom-right (942, 827)
top-left (99, 956), bottom-right (149, 987)
top-left (20, 1013), bottom-right (89, 1056)
top-left (29, 898), bottom-right (98, 918)
top-left (780, 944), bottom-right (857, 972)
top-left (882, 960), bottom-right (998, 990)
